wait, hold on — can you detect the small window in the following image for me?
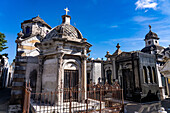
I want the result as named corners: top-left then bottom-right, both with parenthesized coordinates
top-left (155, 41), bottom-right (157, 43)
top-left (26, 26), bottom-right (30, 34)
top-left (46, 30), bottom-right (49, 34)
top-left (148, 41), bottom-right (151, 45)
top-left (106, 70), bottom-right (112, 85)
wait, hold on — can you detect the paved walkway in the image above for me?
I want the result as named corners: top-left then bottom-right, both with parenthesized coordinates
top-left (0, 88), bottom-right (169, 113)
top-left (125, 101), bottom-right (161, 113)
top-left (0, 88), bottom-right (11, 113)
top-left (161, 98), bottom-right (170, 113)
top-left (125, 99), bottom-right (170, 113)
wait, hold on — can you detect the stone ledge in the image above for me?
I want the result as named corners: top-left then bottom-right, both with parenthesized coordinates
top-left (13, 78), bottom-right (25, 82)
top-left (12, 82), bottom-right (24, 86)
top-left (13, 74), bottom-right (25, 78)
top-left (8, 104), bottom-right (22, 113)
top-left (12, 86), bottom-right (23, 90)
top-left (11, 90), bottom-right (22, 95)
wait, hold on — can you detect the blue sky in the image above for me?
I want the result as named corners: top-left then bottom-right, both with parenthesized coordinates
top-left (0, 0), bottom-right (170, 63)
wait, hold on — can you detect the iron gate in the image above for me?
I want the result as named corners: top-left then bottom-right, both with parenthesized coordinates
top-left (64, 70), bottom-right (79, 102)
top-left (28, 82), bottom-right (124, 113)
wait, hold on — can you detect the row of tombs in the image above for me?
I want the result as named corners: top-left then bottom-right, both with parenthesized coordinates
top-left (9, 10), bottom-right (170, 107)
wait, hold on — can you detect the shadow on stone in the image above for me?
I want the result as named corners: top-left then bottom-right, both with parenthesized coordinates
top-left (141, 90), bottom-right (159, 103)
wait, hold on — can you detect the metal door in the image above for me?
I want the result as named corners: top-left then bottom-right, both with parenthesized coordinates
top-left (64, 70), bottom-right (78, 102)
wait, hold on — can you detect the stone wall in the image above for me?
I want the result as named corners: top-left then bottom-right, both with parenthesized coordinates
top-left (92, 62), bottom-right (102, 84)
top-left (42, 58), bottom-right (58, 92)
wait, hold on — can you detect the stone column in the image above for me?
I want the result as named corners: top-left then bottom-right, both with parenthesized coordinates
top-left (81, 56), bottom-right (87, 101)
top-left (36, 56), bottom-right (44, 93)
top-left (147, 68), bottom-right (151, 83)
top-left (118, 65), bottom-right (122, 86)
top-left (81, 47), bottom-right (87, 101)
top-left (156, 64), bottom-right (165, 100)
top-left (112, 58), bottom-right (116, 80)
top-left (57, 53), bottom-right (64, 105)
top-left (165, 78), bottom-right (170, 96)
top-left (83, 58), bottom-right (87, 99)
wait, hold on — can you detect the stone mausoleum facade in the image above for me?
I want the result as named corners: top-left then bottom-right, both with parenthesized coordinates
top-left (10, 9), bottom-right (170, 109)
top-left (11, 11), bottom-right (91, 106)
top-left (87, 43), bottom-right (159, 101)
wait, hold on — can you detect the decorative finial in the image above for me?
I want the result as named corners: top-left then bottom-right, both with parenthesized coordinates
top-left (149, 25), bottom-right (151, 31)
top-left (38, 14), bottom-right (39, 17)
top-left (64, 7), bottom-right (69, 15)
top-left (116, 43), bottom-right (120, 49)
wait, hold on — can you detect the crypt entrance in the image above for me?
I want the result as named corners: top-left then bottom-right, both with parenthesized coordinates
top-left (122, 69), bottom-right (134, 99)
top-left (63, 60), bottom-right (81, 102)
top-left (64, 70), bottom-right (79, 102)
top-left (35, 12), bottom-right (91, 104)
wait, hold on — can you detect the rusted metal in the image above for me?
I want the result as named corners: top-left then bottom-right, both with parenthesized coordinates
top-left (122, 87), bottom-right (124, 112)
top-left (100, 86), bottom-right (102, 113)
top-left (27, 81), bottom-right (31, 113)
top-left (86, 89), bottom-right (88, 113)
top-left (23, 81), bottom-right (32, 113)
top-left (69, 88), bottom-right (72, 113)
top-left (24, 81), bottom-right (124, 113)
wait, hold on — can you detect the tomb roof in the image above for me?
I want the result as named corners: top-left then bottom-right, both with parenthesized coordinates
top-left (145, 25), bottom-right (159, 40)
top-left (21, 15), bottom-right (51, 29)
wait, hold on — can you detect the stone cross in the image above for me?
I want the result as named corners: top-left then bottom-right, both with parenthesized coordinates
top-left (64, 7), bottom-right (69, 15)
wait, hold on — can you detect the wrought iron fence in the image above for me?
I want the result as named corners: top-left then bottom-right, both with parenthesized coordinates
top-left (28, 82), bottom-right (124, 113)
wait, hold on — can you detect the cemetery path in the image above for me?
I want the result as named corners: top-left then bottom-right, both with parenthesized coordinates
top-left (125, 99), bottom-right (170, 113)
top-left (0, 88), bottom-right (11, 113)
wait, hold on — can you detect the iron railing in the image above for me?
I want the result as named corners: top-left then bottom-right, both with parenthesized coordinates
top-left (28, 82), bottom-right (124, 113)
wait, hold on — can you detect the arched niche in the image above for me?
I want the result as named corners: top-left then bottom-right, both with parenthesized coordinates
top-left (64, 62), bottom-right (78, 70)
top-left (29, 69), bottom-right (37, 93)
top-left (152, 67), bottom-right (157, 83)
top-left (62, 59), bottom-right (81, 102)
top-left (148, 66), bottom-right (153, 83)
top-left (104, 64), bottom-right (113, 84)
top-left (143, 66), bottom-right (148, 83)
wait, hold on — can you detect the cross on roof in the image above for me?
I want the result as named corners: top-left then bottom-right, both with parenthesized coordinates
top-left (149, 25), bottom-right (151, 31)
top-left (64, 7), bottom-right (69, 15)
top-left (116, 43), bottom-right (120, 49)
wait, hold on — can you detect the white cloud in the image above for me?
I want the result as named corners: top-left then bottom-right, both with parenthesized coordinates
top-left (133, 16), bottom-right (157, 22)
top-left (145, 10), bottom-right (148, 12)
top-left (103, 38), bottom-right (143, 45)
top-left (110, 25), bottom-right (118, 28)
top-left (102, 37), bottom-right (144, 52)
top-left (159, 0), bottom-right (170, 15)
top-left (135, 0), bottom-right (158, 10)
top-left (159, 39), bottom-right (170, 43)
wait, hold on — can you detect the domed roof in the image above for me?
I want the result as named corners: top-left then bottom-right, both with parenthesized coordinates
top-left (145, 25), bottom-right (159, 40)
top-left (43, 15), bottom-right (83, 42)
top-left (44, 24), bottom-right (83, 40)
top-left (145, 30), bottom-right (159, 40)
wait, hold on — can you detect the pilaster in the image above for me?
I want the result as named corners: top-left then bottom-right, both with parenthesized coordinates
top-left (57, 53), bottom-right (64, 105)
